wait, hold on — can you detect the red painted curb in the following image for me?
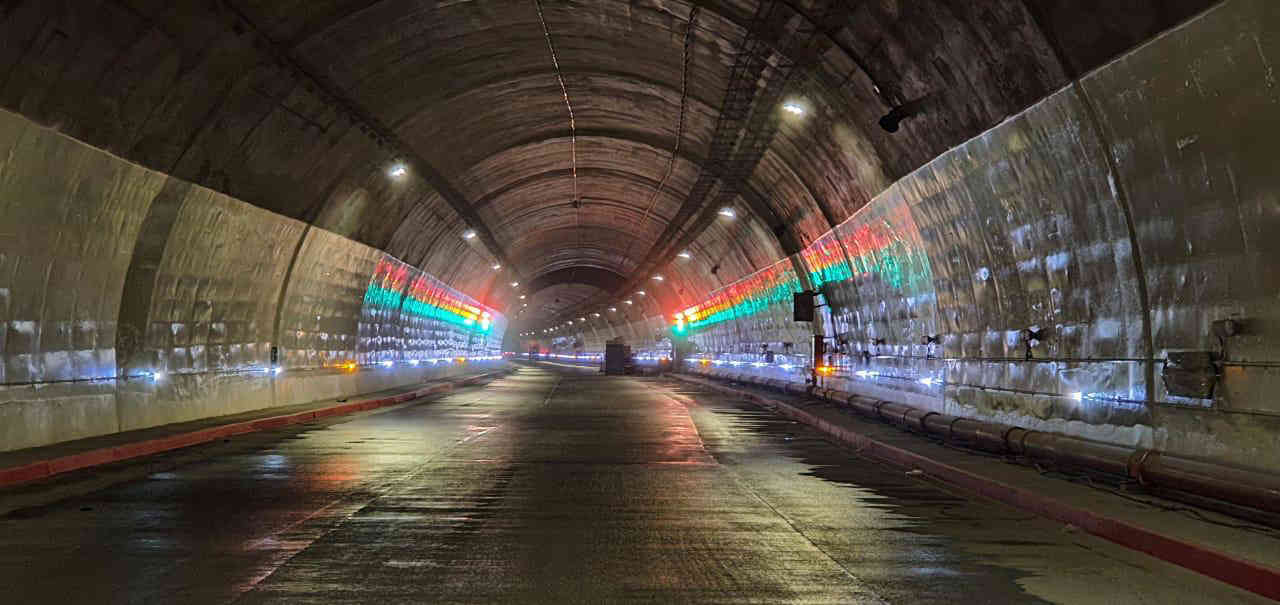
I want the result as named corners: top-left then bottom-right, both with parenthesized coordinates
top-left (0, 371), bottom-right (505, 490)
top-left (672, 374), bottom-right (1280, 601)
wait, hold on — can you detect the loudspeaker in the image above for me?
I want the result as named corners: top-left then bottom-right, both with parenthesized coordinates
top-left (793, 291), bottom-right (815, 322)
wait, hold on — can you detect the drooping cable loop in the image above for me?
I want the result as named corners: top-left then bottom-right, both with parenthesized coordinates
top-left (533, 0), bottom-right (580, 243)
top-left (630, 7), bottom-right (700, 258)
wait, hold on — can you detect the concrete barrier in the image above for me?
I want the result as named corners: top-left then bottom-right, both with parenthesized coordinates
top-left (0, 369), bottom-right (510, 489)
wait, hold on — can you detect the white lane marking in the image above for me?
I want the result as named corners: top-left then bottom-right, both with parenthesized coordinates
top-left (540, 375), bottom-right (562, 406)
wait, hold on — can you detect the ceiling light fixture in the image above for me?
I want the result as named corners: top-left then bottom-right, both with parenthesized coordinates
top-left (388, 163), bottom-right (408, 178)
top-left (717, 207), bottom-right (735, 219)
top-left (510, 281), bottom-right (519, 287)
top-left (651, 275), bottom-right (664, 282)
top-left (678, 251), bottom-right (692, 259)
top-left (491, 263), bottom-right (501, 270)
top-left (781, 102), bottom-right (805, 116)
top-left (624, 300), bottom-right (633, 305)
top-left (462, 229), bottom-right (477, 240)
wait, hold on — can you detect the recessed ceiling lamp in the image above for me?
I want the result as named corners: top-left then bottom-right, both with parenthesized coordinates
top-left (510, 281), bottom-right (520, 287)
top-left (651, 275), bottom-right (664, 282)
top-left (519, 295), bottom-right (526, 299)
top-left (624, 300), bottom-right (633, 305)
top-left (678, 250), bottom-right (692, 259)
top-left (717, 207), bottom-right (736, 219)
top-left (491, 263), bottom-right (501, 270)
top-left (781, 102), bottom-right (805, 116)
top-left (636, 290), bottom-right (646, 296)
top-left (462, 229), bottom-right (478, 240)
top-left (388, 163), bottom-right (408, 178)
top-left (609, 307), bottom-right (617, 312)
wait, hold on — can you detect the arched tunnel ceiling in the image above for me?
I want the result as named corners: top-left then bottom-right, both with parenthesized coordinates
top-left (0, 0), bottom-right (1215, 330)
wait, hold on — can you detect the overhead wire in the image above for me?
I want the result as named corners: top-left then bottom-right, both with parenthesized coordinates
top-left (533, 0), bottom-right (581, 250)
top-left (630, 7), bottom-right (700, 261)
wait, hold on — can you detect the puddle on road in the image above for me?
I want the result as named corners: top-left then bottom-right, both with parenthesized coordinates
top-left (677, 392), bottom-right (1202, 605)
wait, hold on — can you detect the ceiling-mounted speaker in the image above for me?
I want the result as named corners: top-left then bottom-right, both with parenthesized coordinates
top-left (793, 291), bottom-right (815, 322)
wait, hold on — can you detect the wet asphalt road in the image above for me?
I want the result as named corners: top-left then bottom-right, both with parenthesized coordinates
top-left (0, 365), bottom-right (1268, 604)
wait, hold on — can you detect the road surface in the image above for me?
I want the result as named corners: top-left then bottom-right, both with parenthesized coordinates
top-left (0, 365), bottom-right (1266, 604)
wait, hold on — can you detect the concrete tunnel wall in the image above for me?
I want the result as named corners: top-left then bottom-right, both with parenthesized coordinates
top-left (542, 0), bottom-right (1280, 474)
top-left (0, 108), bottom-right (507, 452)
top-left (0, 0), bottom-right (1276, 479)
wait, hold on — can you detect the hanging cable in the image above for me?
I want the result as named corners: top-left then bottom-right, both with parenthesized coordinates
top-left (533, 0), bottom-right (580, 247)
top-left (630, 7), bottom-right (700, 259)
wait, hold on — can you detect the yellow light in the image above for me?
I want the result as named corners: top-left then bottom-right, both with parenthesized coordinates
top-left (343, 361), bottom-right (358, 371)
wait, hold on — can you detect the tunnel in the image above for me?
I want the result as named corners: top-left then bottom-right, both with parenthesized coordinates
top-left (1, 0), bottom-right (1279, 602)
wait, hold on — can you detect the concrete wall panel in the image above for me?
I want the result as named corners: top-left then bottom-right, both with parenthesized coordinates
top-left (147, 189), bottom-right (305, 374)
top-left (1081, 0), bottom-right (1280, 467)
top-left (665, 0), bottom-right (1280, 472)
top-left (0, 108), bottom-right (163, 448)
top-left (278, 228), bottom-right (383, 369)
top-left (0, 108), bottom-right (506, 452)
top-left (0, 109), bottom-right (163, 384)
top-left (1085, 0), bottom-right (1280, 414)
top-left (115, 188), bottom-right (307, 431)
top-left (915, 86), bottom-right (1148, 430)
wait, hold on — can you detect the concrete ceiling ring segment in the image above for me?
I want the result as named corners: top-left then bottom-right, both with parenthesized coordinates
top-left (597, 0), bottom-right (824, 321)
top-left (391, 70), bottom-right (723, 149)
top-left (468, 131), bottom-right (711, 211)
top-left (258, 0), bottom-right (834, 323)
top-left (214, 0), bottom-right (522, 283)
top-left (283, 0), bottom-right (747, 60)
top-left (526, 267), bottom-right (629, 295)
top-left (464, 133), bottom-right (802, 276)
top-left (282, 0), bottom-right (835, 90)
top-left (462, 132), bottom-right (796, 223)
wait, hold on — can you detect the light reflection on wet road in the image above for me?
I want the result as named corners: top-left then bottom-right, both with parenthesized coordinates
top-left (0, 366), bottom-right (1268, 604)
